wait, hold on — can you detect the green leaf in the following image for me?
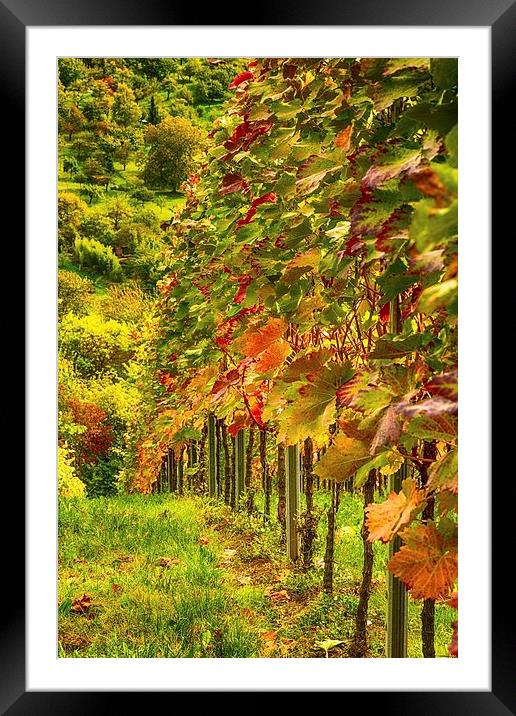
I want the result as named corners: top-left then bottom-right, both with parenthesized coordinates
top-left (409, 199), bottom-right (458, 253)
top-left (430, 58), bottom-right (458, 90)
top-left (368, 333), bottom-right (427, 359)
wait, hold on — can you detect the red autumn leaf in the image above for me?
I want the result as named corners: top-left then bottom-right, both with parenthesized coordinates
top-left (224, 118), bottom-right (273, 159)
top-left (233, 274), bottom-right (253, 304)
top-left (366, 478), bottom-right (424, 543)
top-left (236, 206), bottom-right (256, 229)
top-left (246, 389), bottom-right (266, 428)
top-left (252, 192), bottom-right (277, 208)
top-left (210, 369), bottom-right (241, 402)
top-left (228, 71), bottom-right (254, 89)
top-left (388, 522), bottom-right (458, 600)
top-left (338, 237), bottom-right (365, 257)
top-left (236, 193), bottom-right (276, 230)
top-left (220, 173), bottom-right (250, 196)
top-left (228, 410), bottom-right (251, 437)
top-left (379, 302), bottom-right (390, 325)
top-left (71, 594), bottom-right (93, 614)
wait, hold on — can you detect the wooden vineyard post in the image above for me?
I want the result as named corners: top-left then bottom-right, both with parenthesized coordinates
top-left (387, 295), bottom-right (408, 658)
top-left (168, 449), bottom-right (176, 493)
top-left (188, 441), bottom-right (197, 491)
top-left (285, 443), bottom-right (301, 563)
top-left (235, 429), bottom-right (246, 508)
top-left (208, 413), bottom-right (217, 498)
top-left (177, 447), bottom-right (184, 495)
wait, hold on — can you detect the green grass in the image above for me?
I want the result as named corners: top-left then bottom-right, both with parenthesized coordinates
top-left (58, 494), bottom-right (261, 657)
top-left (59, 490), bottom-right (455, 658)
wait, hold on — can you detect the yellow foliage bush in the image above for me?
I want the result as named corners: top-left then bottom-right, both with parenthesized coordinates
top-left (58, 445), bottom-right (85, 498)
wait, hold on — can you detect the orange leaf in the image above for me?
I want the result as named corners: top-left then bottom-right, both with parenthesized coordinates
top-left (447, 591), bottom-right (458, 610)
top-left (228, 410), bottom-right (251, 437)
top-left (366, 478), bottom-right (424, 543)
top-left (388, 523), bottom-right (458, 600)
top-left (157, 557), bottom-right (182, 567)
top-left (261, 630), bottom-right (278, 642)
top-left (71, 594), bottom-right (92, 614)
top-left (199, 536), bottom-right (210, 546)
top-left (269, 589), bottom-right (291, 603)
top-left (253, 339), bottom-right (291, 373)
top-left (335, 125), bottom-right (352, 151)
top-left (235, 317), bottom-right (287, 358)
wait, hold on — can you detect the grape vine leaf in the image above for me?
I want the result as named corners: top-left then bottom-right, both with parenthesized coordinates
top-left (313, 433), bottom-right (370, 483)
top-left (365, 477), bottom-right (424, 543)
top-left (428, 448), bottom-right (458, 494)
top-left (388, 522), bottom-right (458, 600)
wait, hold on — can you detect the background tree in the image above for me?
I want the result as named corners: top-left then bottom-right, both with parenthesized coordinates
top-left (147, 95), bottom-right (161, 125)
top-left (59, 101), bottom-right (87, 140)
top-left (58, 192), bottom-right (88, 251)
top-left (141, 116), bottom-right (205, 191)
top-left (111, 83), bottom-right (142, 128)
top-left (58, 57), bottom-right (87, 87)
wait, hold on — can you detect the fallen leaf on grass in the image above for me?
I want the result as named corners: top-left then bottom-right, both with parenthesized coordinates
top-left (269, 590), bottom-right (291, 603)
top-left (261, 630), bottom-right (277, 642)
top-left (278, 638), bottom-right (296, 656)
top-left (260, 630), bottom-right (278, 656)
top-left (156, 557), bottom-right (182, 568)
top-left (199, 536), bottom-right (210, 546)
top-left (316, 639), bottom-right (344, 657)
top-left (70, 594), bottom-right (92, 614)
top-left (241, 607), bottom-right (257, 621)
top-left (111, 584), bottom-right (122, 594)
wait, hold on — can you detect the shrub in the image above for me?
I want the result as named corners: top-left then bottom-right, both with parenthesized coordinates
top-left (58, 192), bottom-right (88, 251)
top-left (65, 399), bottom-right (113, 467)
top-left (58, 270), bottom-right (94, 318)
top-left (125, 234), bottom-right (166, 287)
top-left (59, 313), bottom-right (134, 377)
top-left (81, 455), bottom-right (121, 497)
top-left (98, 283), bottom-right (154, 325)
top-left (58, 445), bottom-right (85, 498)
top-left (80, 213), bottom-right (116, 246)
top-left (73, 237), bottom-right (123, 279)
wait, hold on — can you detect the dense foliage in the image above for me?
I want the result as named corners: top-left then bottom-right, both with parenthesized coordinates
top-left (135, 56), bottom-right (458, 631)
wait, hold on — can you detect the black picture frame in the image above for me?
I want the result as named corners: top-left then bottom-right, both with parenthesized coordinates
top-left (6, 0), bottom-right (509, 710)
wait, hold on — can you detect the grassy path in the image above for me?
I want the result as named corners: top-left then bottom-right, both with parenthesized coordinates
top-left (58, 494), bottom-right (454, 658)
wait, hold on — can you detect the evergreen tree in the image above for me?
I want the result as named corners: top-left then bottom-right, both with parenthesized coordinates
top-left (147, 96), bottom-right (161, 125)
